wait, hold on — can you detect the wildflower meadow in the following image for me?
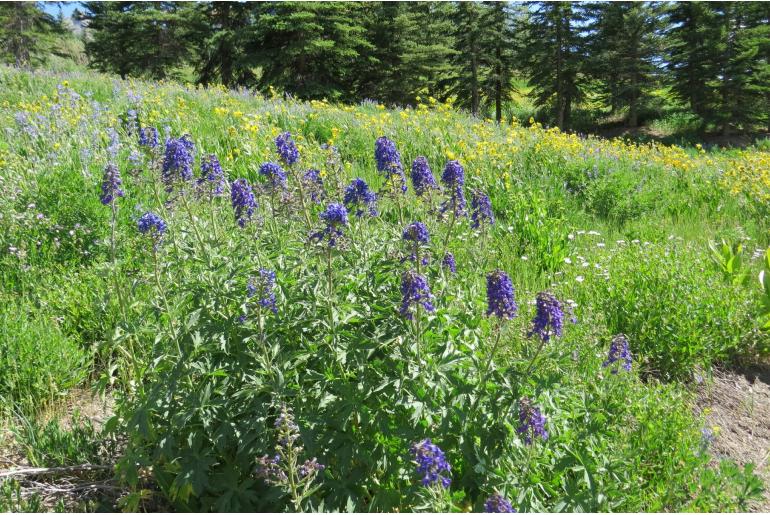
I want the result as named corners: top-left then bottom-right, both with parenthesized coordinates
top-left (1, 66), bottom-right (770, 512)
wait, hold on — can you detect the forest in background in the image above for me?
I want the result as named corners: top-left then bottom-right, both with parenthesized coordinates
top-left (1, 1), bottom-right (769, 140)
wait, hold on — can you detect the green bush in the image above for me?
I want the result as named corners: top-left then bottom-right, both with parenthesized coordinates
top-left (589, 243), bottom-right (765, 380)
top-left (0, 302), bottom-right (89, 415)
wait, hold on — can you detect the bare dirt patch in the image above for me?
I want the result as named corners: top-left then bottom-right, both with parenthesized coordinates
top-left (697, 365), bottom-right (770, 511)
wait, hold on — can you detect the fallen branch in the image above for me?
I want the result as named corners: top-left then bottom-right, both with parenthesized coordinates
top-left (0, 464), bottom-right (112, 479)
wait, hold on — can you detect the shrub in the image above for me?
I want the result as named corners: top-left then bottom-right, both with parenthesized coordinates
top-left (589, 243), bottom-right (765, 380)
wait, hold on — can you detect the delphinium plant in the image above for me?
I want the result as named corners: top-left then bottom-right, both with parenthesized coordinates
top-left (255, 404), bottom-right (325, 511)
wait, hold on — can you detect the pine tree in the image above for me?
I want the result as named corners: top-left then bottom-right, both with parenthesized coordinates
top-left (0, 2), bottom-right (61, 67)
top-left (195, 2), bottom-right (257, 88)
top-left (709, 2), bottom-right (770, 135)
top-left (450, 1), bottom-right (486, 116)
top-left (665, 2), bottom-right (719, 122)
top-left (520, 1), bottom-right (588, 129)
top-left (249, 2), bottom-right (372, 101)
top-left (587, 2), bottom-right (661, 127)
top-left (356, 2), bottom-right (456, 105)
top-left (480, 1), bottom-right (516, 122)
top-left (79, 2), bottom-right (200, 80)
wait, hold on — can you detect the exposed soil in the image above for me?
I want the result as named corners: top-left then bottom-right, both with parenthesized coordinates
top-left (696, 364), bottom-right (770, 511)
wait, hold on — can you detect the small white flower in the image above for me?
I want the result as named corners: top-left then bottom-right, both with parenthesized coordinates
top-left (632, 239), bottom-right (640, 244)
top-left (564, 257), bottom-right (572, 264)
top-left (521, 255), bottom-right (528, 261)
top-left (582, 262), bottom-right (590, 268)
top-left (616, 240), bottom-right (625, 245)
top-left (597, 242), bottom-right (605, 248)
top-left (568, 233), bottom-right (575, 240)
top-left (588, 230), bottom-right (600, 236)
top-left (575, 275), bottom-right (584, 283)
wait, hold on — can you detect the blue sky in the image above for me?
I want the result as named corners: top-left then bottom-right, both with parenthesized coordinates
top-left (41, 1), bottom-right (81, 18)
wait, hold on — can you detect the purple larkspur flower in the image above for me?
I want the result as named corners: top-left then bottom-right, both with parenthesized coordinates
top-left (343, 178), bottom-right (378, 217)
top-left (471, 190), bottom-right (495, 229)
top-left (303, 169), bottom-right (325, 203)
top-left (528, 292), bottom-right (564, 342)
top-left (442, 252), bottom-right (457, 274)
top-left (161, 135), bottom-right (195, 191)
top-left (137, 211), bottom-right (166, 237)
top-left (486, 270), bottom-right (518, 320)
top-left (400, 270), bottom-right (435, 320)
top-left (259, 162), bottom-right (287, 190)
top-left (100, 163), bottom-right (124, 205)
top-left (410, 439), bottom-right (451, 488)
top-left (411, 156), bottom-right (438, 197)
top-left (517, 397), bottom-right (548, 445)
top-left (310, 203), bottom-right (348, 246)
top-left (603, 334), bottom-right (632, 373)
top-left (275, 131), bottom-right (299, 166)
top-left (256, 454), bottom-right (286, 484)
top-left (484, 494), bottom-right (516, 513)
top-left (439, 160), bottom-right (467, 217)
top-left (248, 269), bottom-right (278, 314)
top-left (403, 221), bottom-right (430, 245)
top-left (375, 136), bottom-right (407, 193)
top-left (198, 154), bottom-right (226, 196)
top-left (106, 127), bottom-right (120, 158)
top-left (231, 178), bottom-right (257, 227)
top-left (139, 126), bottom-right (159, 148)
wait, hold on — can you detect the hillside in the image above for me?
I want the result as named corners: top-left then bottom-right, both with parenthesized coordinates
top-left (1, 66), bottom-right (770, 512)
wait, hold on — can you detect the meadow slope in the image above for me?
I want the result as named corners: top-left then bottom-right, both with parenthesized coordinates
top-left (1, 66), bottom-right (770, 512)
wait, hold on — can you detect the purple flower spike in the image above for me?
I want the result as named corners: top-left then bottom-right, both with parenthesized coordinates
top-left (486, 270), bottom-right (518, 320)
top-left (410, 439), bottom-right (451, 488)
top-left (517, 397), bottom-right (548, 445)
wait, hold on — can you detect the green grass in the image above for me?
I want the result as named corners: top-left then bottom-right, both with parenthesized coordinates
top-left (0, 65), bottom-right (768, 512)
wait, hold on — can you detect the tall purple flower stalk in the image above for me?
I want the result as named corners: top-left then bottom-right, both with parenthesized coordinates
top-left (375, 136), bottom-right (407, 193)
top-left (411, 156), bottom-right (438, 197)
top-left (439, 160), bottom-right (467, 217)
top-left (471, 190), bottom-right (495, 229)
top-left (259, 162), bottom-right (288, 191)
top-left (139, 127), bottom-right (159, 148)
top-left (399, 270), bottom-right (435, 320)
top-left (100, 163), bottom-right (124, 205)
top-left (310, 203), bottom-right (348, 247)
top-left (410, 439), bottom-right (451, 488)
top-left (231, 178), bottom-right (257, 227)
top-left (403, 222), bottom-right (430, 245)
top-left (484, 494), bottom-right (516, 513)
top-left (198, 154), bottom-right (226, 197)
top-left (303, 169), bottom-right (325, 203)
top-left (528, 292), bottom-right (564, 342)
top-left (603, 334), bottom-right (632, 373)
top-left (517, 397), bottom-right (548, 445)
top-left (137, 211), bottom-right (167, 240)
top-left (343, 178), bottom-right (378, 217)
top-left (161, 135), bottom-right (195, 191)
top-left (275, 131), bottom-right (299, 166)
top-left (248, 269), bottom-right (278, 314)
top-left (442, 252), bottom-right (457, 274)
top-left (486, 270), bottom-right (518, 320)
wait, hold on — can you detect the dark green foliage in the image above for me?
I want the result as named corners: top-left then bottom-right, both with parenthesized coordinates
top-left (358, 2), bottom-right (456, 105)
top-left (79, 2), bottom-right (201, 80)
top-left (519, 2), bottom-right (588, 129)
top-left (249, 2), bottom-right (373, 100)
top-left (194, 2), bottom-right (257, 88)
top-left (589, 244), bottom-right (764, 381)
top-left (0, 2), bottom-right (65, 67)
top-left (586, 2), bottom-right (662, 127)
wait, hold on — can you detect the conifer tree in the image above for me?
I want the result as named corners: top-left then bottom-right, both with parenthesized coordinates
top-left (249, 2), bottom-right (372, 101)
top-left (80, 2), bottom-right (200, 80)
top-left (520, 1), bottom-right (588, 129)
top-left (481, 1), bottom-right (516, 122)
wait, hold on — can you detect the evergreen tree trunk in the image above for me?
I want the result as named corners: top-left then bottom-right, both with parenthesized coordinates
top-left (555, 10), bottom-right (565, 129)
top-left (471, 44), bottom-right (479, 116)
top-left (495, 45), bottom-right (502, 122)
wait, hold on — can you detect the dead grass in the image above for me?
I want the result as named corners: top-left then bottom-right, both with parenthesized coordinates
top-left (697, 364), bottom-right (770, 511)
